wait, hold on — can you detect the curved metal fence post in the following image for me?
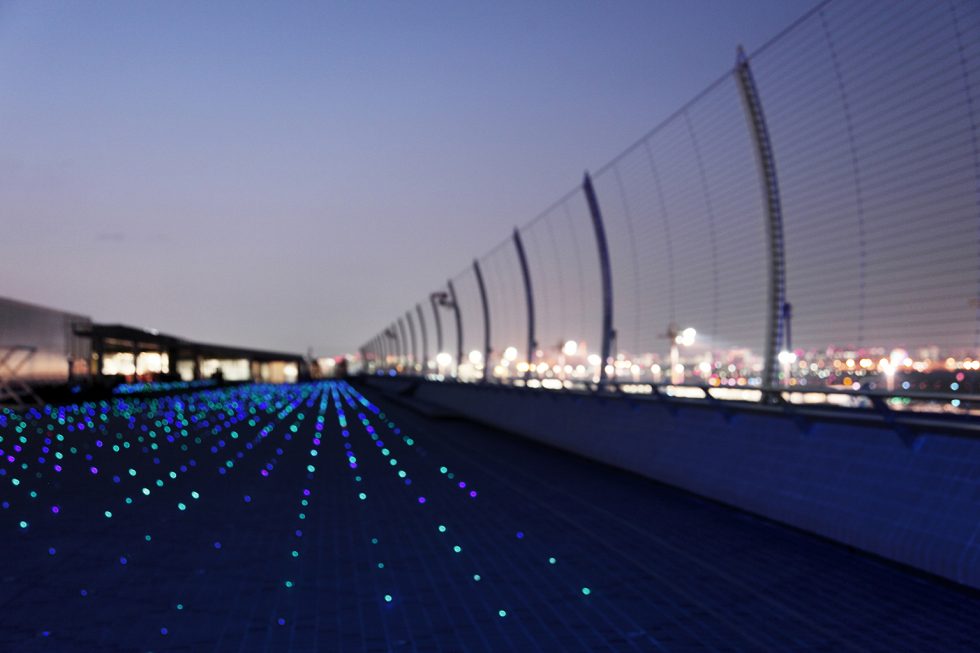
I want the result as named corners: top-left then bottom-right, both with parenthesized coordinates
top-left (405, 310), bottom-right (418, 374)
top-left (429, 293), bottom-right (444, 356)
top-left (416, 303), bottom-right (429, 373)
top-left (512, 228), bottom-right (536, 381)
top-left (446, 279), bottom-right (463, 378)
top-left (393, 322), bottom-right (404, 369)
top-left (377, 334), bottom-right (387, 371)
top-left (583, 172), bottom-right (615, 387)
top-left (397, 317), bottom-right (409, 371)
top-left (388, 324), bottom-right (401, 370)
top-left (473, 259), bottom-right (492, 382)
top-left (735, 45), bottom-right (786, 393)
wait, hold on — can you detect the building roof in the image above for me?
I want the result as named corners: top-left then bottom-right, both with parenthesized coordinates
top-left (75, 323), bottom-right (304, 363)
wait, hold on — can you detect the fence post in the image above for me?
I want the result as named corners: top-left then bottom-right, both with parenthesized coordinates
top-left (397, 317), bottom-right (410, 371)
top-left (446, 279), bottom-right (464, 379)
top-left (377, 334), bottom-right (387, 372)
top-left (405, 311), bottom-right (418, 374)
top-left (472, 260), bottom-right (492, 382)
top-left (512, 228), bottom-right (536, 381)
top-left (429, 293), bottom-right (444, 357)
top-left (583, 172), bottom-right (615, 387)
top-left (735, 45), bottom-right (786, 393)
top-left (416, 303), bottom-right (429, 373)
top-left (388, 324), bottom-right (400, 370)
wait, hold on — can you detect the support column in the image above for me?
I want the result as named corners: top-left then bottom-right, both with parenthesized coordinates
top-left (735, 45), bottom-right (786, 392)
top-left (583, 172), bottom-right (615, 386)
top-left (405, 310), bottom-right (418, 374)
top-left (429, 293), bottom-right (444, 355)
top-left (388, 324), bottom-right (401, 370)
top-left (416, 303), bottom-right (429, 372)
top-left (396, 318), bottom-right (410, 371)
top-left (473, 259), bottom-right (491, 382)
top-left (446, 280), bottom-right (463, 378)
top-left (512, 228), bottom-right (536, 381)
top-left (93, 337), bottom-right (104, 380)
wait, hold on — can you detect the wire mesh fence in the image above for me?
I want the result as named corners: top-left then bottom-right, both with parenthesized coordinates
top-left (479, 237), bottom-right (529, 381)
top-left (362, 0), bottom-right (980, 403)
top-left (518, 190), bottom-right (603, 382)
top-left (448, 267), bottom-right (484, 381)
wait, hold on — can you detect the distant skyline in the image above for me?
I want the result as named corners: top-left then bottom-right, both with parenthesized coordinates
top-left (1, 0), bottom-right (814, 355)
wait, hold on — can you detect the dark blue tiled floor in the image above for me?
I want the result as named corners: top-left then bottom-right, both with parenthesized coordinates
top-left (1, 380), bottom-right (978, 652)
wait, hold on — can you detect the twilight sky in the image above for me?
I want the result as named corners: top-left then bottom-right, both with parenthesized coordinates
top-left (0, 0), bottom-right (814, 356)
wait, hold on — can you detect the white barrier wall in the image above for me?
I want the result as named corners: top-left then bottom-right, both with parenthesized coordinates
top-left (365, 378), bottom-right (980, 591)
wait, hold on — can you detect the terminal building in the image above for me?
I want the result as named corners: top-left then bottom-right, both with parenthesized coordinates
top-left (0, 295), bottom-right (307, 403)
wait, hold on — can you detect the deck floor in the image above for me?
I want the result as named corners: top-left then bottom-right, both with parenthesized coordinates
top-left (1, 380), bottom-right (978, 652)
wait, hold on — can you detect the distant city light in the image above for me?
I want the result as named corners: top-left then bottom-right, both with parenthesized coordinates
top-left (675, 328), bottom-right (697, 347)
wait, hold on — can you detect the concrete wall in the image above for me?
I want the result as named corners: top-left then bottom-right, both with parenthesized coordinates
top-left (365, 378), bottom-right (980, 590)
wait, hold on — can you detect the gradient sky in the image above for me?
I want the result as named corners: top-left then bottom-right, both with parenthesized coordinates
top-left (0, 0), bottom-right (814, 356)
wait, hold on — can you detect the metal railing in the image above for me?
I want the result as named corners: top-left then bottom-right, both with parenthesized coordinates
top-left (361, 0), bottom-right (980, 412)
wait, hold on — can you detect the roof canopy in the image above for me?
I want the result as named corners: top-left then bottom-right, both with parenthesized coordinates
top-left (75, 323), bottom-right (304, 363)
